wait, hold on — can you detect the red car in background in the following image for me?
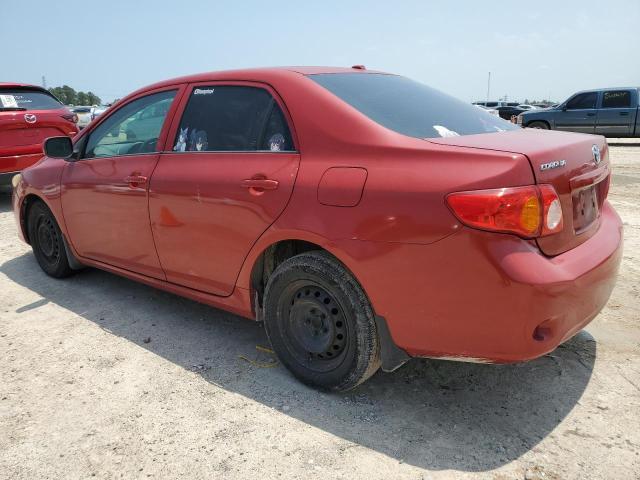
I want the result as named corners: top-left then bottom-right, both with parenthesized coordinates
top-left (12, 67), bottom-right (623, 391)
top-left (0, 83), bottom-right (77, 186)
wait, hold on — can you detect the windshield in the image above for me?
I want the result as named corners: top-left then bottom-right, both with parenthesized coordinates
top-left (309, 73), bottom-right (519, 139)
top-left (0, 88), bottom-right (63, 110)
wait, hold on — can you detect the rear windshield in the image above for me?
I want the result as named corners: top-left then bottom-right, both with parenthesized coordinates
top-left (309, 73), bottom-right (518, 139)
top-left (0, 88), bottom-right (63, 110)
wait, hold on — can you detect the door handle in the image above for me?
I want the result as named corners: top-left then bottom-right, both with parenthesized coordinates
top-left (619, 112), bottom-right (629, 116)
top-left (124, 174), bottom-right (147, 187)
top-left (240, 178), bottom-right (279, 190)
top-left (586, 113), bottom-right (596, 117)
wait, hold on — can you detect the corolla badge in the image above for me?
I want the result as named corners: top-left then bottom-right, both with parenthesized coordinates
top-left (24, 113), bottom-right (37, 124)
top-left (540, 159), bottom-right (566, 171)
top-left (592, 144), bottom-right (601, 165)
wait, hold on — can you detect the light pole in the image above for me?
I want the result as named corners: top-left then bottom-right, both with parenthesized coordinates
top-left (486, 72), bottom-right (491, 103)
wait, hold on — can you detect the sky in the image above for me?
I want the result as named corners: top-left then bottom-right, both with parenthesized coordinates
top-left (2, 0), bottom-right (639, 104)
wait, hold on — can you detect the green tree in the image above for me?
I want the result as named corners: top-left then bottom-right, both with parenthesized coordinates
top-left (48, 86), bottom-right (101, 106)
top-left (49, 85), bottom-right (76, 105)
top-left (86, 91), bottom-right (101, 105)
top-left (76, 91), bottom-right (88, 105)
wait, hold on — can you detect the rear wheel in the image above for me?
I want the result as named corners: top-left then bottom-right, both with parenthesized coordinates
top-left (527, 121), bottom-right (549, 130)
top-left (263, 251), bottom-right (381, 391)
top-left (27, 201), bottom-right (74, 278)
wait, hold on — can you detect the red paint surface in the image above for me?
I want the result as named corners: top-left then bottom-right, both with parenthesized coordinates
top-left (317, 167), bottom-right (367, 207)
top-left (13, 67), bottom-right (623, 363)
top-left (0, 83), bottom-right (78, 176)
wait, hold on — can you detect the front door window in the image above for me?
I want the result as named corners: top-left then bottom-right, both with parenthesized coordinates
top-left (84, 90), bottom-right (176, 158)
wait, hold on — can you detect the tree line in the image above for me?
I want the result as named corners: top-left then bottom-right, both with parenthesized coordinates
top-left (48, 85), bottom-right (101, 106)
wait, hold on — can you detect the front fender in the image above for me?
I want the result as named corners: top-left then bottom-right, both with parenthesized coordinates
top-left (13, 157), bottom-right (68, 244)
top-left (523, 110), bottom-right (558, 128)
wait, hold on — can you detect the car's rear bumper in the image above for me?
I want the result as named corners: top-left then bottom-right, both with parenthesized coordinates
top-left (0, 152), bottom-right (43, 177)
top-left (339, 201), bottom-right (623, 363)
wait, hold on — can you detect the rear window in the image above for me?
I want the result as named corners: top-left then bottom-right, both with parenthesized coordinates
top-left (602, 90), bottom-right (631, 109)
top-left (310, 73), bottom-right (518, 139)
top-left (0, 88), bottom-right (63, 110)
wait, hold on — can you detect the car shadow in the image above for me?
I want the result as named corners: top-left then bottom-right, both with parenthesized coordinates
top-left (0, 249), bottom-right (596, 472)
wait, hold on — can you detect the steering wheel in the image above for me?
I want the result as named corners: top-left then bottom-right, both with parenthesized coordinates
top-left (127, 138), bottom-right (157, 155)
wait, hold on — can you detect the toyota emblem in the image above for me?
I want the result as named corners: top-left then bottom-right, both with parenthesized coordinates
top-left (24, 113), bottom-right (37, 124)
top-left (592, 144), bottom-right (601, 165)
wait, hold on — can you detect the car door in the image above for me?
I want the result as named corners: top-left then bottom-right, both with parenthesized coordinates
top-left (595, 89), bottom-right (635, 136)
top-left (555, 91), bottom-right (598, 133)
top-left (148, 82), bottom-right (300, 296)
top-left (61, 87), bottom-right (183, 279)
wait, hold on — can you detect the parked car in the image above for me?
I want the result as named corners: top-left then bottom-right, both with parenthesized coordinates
top-left (90, 105), bottom-right (109, 120)
top-left (70, 106), bottom-right (93, 129)
top-left (0, 83), bottom-right (78, 186)
top-left (474, 101), bottom-right (510, 108)
top-left (518, 88), bottom-right (640, 137)
top-left (494, 105), bottom-right (527, 120)
top-left (474, 104), bottom-right (500, 116)
top-left (13, 67), bottom-right (622, 391)
top-left (517, 104), bottom-right (539, 110)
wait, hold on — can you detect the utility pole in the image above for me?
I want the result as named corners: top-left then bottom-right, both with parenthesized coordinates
top-left (486, 72), bottom-right (491, 102)
top-left (42, 75), bottom-right (47, 89)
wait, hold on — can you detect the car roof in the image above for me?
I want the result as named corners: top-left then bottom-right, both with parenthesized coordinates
top-left (128, 66), bottom-right (388, 97)
top-left (0, 82), bottom-right (50, 92)
top-left (574, 87), bottom-right (639, 94)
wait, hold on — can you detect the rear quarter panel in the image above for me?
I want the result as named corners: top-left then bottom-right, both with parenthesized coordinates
top-left (236, 74), bottom-right (536, 292)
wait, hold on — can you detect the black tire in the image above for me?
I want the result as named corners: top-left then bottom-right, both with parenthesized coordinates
top-left (527, 121), bottom-right (550, 130)
top-left (263, 251), bottom-right (381, 391)
top-left (27, 201), bottom-right (74, 278)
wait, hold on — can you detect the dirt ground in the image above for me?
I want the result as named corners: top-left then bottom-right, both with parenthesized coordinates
top-left (1, 144), bottom-right (639, 480)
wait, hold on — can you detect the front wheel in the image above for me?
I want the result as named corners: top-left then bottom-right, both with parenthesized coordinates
top-left (27, 201), bottom-right (74, 278)
top-left (263, 251), bottom-right (381, 391)
top-left (527, 121), bottom-right (550, 130)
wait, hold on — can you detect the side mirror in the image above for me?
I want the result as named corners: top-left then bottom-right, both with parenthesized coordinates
top-left (43, 136), bottom-right (74, 159)
top-left (561, 105), bottom-right (568, 111)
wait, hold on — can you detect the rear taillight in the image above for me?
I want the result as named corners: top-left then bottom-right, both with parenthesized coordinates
top-left (446, 185), bottom-right (563, 238)
top-left (61, 113), bottom-right (78, 124)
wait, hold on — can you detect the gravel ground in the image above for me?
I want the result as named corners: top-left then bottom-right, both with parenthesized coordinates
top-left (1, 145), bottom-right (639, 480)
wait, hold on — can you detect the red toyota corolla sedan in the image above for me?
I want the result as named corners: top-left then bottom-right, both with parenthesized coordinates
top-left (12, 67), bottom-right (623, 391)
top-left (1, 83), bottom-right (78, 186)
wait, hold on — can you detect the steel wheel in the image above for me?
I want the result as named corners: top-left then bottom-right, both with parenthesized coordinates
top-left (35, 215), bottom-right (62, 265)
top-left (27, 201), bottom-right (74, 278)
top-left (264, 250), bottom-right (381, 391)
top-left (280, 282), bottom-right (350, 372)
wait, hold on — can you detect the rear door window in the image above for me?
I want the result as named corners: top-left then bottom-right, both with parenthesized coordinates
top-left (0, 88), bottom-right (63, 111)
top-left (601, 90), bottom-right (631, 109)
top-left (173, 86), bottom-right (294, 152)
top-left (566, 92), bottom-right (598, 110)
top-left (309, 73), bottom-right (517, 139)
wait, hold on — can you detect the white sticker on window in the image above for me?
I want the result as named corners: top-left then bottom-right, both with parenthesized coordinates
top-left (433, 125), bottom-right (460, 138)
top-left (193, 88), bottom-right (214, 95)
top-left (0, 95), bottom-right (19, 108)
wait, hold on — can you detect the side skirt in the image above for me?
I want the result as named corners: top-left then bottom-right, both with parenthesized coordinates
top-left (68, 254), bottom-right (255, 320)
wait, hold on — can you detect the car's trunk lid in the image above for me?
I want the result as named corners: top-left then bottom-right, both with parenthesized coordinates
top-left (0, 87), bottom-right (73, 155)
top-left (429, 129), bottom-right (610, 256)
